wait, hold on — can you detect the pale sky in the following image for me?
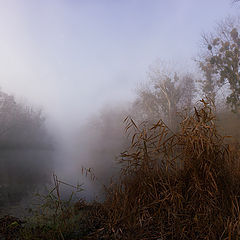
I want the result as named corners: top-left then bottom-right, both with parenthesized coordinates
top-left (0, 0), bottom-right (239, 134)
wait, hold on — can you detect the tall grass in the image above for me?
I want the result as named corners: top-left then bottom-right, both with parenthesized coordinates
top-left (88, 99), bottom-right (240, 239)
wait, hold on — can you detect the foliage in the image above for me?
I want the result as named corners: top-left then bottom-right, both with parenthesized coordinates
top-left (199, 17), bottom-right (240, 113)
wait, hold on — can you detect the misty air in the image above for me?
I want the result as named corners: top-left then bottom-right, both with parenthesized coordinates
top-left (1, 1), bottom-right (240, 239)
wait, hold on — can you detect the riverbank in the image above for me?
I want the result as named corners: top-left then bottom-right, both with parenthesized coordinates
top-left (1, 102), bottom-right (240, 239)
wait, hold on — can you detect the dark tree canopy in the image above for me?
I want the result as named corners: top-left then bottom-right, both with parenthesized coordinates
top-left (0, 90), bottom-right (52, 150)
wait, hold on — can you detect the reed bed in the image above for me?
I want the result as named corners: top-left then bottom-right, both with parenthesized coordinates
top-left (87, 99), bottom-right (240, 239)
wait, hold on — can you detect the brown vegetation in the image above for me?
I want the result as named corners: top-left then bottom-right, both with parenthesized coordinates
top-left (85, 99), bottom-right (240, 239)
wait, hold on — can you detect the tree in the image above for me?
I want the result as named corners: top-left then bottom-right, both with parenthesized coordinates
top-left (0, 89), bottom-right (53, 204)
top-left (0, 90), bottom-right (51, 150)
top-left (132, 65), bottom-right (196, 130)
top-left (199, 17), bottom-right (240, 113)
top-left (198, 58), bottom-right (218, 102)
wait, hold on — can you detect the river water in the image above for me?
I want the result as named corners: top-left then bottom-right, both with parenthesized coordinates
top-left (0, 149), bottom-right (53, 218)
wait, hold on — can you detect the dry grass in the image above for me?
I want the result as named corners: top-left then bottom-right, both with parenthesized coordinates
top-left (86, 99), bottom-right (240, 239)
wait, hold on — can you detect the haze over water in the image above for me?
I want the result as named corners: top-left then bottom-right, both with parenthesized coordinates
top-left (0, 0), bottom-right (239, 198)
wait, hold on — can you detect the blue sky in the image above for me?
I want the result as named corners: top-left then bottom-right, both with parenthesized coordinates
top-left (0, 0), bottom-right (239, 132)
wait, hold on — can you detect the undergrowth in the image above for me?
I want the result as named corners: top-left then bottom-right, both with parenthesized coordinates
top-left (87, 99), bottom-right (240, 239)
top-left (1, 99), bottom-right (240, 239)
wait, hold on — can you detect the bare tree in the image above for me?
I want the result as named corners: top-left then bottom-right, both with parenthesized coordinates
top-left (132, 65), bottom-right (196, 130)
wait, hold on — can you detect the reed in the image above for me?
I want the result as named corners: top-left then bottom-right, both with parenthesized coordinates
top-left (87, 99), bottom-right (240, 239)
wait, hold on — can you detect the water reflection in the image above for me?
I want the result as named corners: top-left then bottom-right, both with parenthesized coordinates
top-left (0, 149), bottom-right (53, 217)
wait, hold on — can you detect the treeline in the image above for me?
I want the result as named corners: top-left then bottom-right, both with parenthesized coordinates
top-left (0, 91), bottom-right (52, 149)
top-left (0, 89), bottom-right (53, 205)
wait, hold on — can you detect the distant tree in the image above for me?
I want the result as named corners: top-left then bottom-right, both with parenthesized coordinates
top-left (132, 65), bottom-right (196, 130)
top-left (198, 57), bottom-right (218, 102)
top-left (76, 104), bottom-right (130, 196)
top-left (0, 90), bottom-right (51, 149)
top-left (0, 89), bottom-right (53, 197)
top-left (177, 74), bottom-right (196, 113)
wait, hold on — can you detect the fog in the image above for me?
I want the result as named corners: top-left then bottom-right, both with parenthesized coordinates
top-left (0, 0), bottom-right (240, 212)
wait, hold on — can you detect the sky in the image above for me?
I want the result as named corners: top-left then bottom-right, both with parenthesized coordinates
top-left (0, 0), bottom-right (239, 135)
